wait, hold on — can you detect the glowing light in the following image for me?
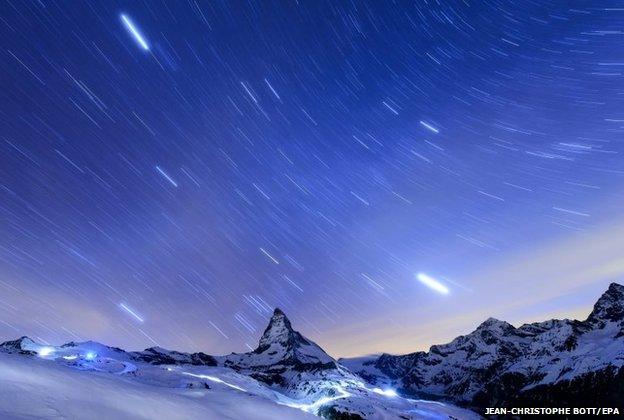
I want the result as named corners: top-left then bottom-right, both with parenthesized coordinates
top-left (372, 388), bottom-right (398, 397)
top-left (62, 355), bottom-right (78, 360)
top-left (281, 385), bottom-right (351, 414)
top-left (120, 14), bottom-right (149, 51)
top-left (416, 273), bottom-right (450, 295)
top-left (85, 351), bottom-right (97, 360)
top-left (38, 347), bottom-right (55, 357)
top-left (181, 372), bottom-right (246, 392)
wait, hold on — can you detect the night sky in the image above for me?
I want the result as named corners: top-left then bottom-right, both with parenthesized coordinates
top-left (1, 1), bottom-right (624, 357)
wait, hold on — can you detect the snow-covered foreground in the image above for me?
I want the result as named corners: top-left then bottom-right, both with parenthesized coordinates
top-left (0, 352), bottom-right (315, 420)
top-left (0, 341), bottom-right (478, 420)
top-left (2, 284), bottom-right (622, 419)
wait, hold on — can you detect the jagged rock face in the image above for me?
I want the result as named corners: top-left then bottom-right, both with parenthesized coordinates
top-left (131, 347), bottom-right (217, 366)
top-left (257, 308), bottom-right (296, 350)
top-left (61, 341), bottom-right (127, 354)
top-left (506, 365), bottom-right (624, 408)
top-left (256, 308), bottom-right (335, 367)
top-left (390, 317), bottom-right (531, 401)
top-left (0, 336), bottom-right (37, 355)
top-left (587, 283), bottom-right (624, 330)
top-left (344, 283), bottom-right (624, 409)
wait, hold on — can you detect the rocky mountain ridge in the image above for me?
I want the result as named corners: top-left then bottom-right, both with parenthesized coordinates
top-left (341, 282), bottom-right (624, 410)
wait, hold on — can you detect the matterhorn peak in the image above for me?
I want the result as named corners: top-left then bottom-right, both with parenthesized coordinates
top-left (272, 307), bottom-right (286, 316)
top-left (269, 307), bottom-right (290, 326)
top-left (257, 308), bottom-right (295, 349)
top-left (223, 307), bottom-right (335, 371)
top-left (587, 282), bottom-right (624, 325)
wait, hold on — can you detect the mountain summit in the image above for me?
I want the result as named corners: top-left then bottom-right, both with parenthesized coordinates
top-left (225, 308), bottom-right (335, 372)
top-left (254, 308), bottom-right (334, 366)
top-left (587, 282), bottom-right (624, 326)
top-left (257, 308), bottom-right (298, 351)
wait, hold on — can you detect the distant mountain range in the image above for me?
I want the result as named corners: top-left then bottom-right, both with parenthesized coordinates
top-left (1, 283), bottom-right (622, 419)
top-left (341, 282), bottom-right (624, 412)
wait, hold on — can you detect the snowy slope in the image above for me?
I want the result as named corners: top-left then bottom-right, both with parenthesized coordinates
top-left (0, 352), bottom-right (314, 420)
top-left (3, 283), bottom-right (621, 418)
top-left (219, 308), bottom-right (478, 419)
top-left (0, 309), bottom-right (478, 420)
top-left (342, 282), bottom-right (624, 409)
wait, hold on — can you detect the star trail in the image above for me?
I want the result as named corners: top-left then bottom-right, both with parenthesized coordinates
top-left (120, 13), bottom-right (150, 52)
top-left (1, 1), bottom-right (623, 356)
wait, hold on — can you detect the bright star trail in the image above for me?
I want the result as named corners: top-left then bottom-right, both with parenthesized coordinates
top-left (0, 1), bottom-right (622, 357)
top-left (119, 303), bottom-right (145, 323)
top-left (259, 247), bottom-right (280, 265)
top-left (416, 273), bottom-right (450, 295)
top-left (419, 121), bottom-right (439, 134)
top-left (120, 14), bottom-right (150, 51)
top-left (155, 165), bottom-right (179, 187)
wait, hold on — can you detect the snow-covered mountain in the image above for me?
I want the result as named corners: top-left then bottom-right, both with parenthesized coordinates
top-left (4, 284), bottom-right (619, 419)
top-left (215, 308), bottom-right (479, 419)
top-left (341, 282), bottom-right (624, 410)
top-left (222, 307), bottom-right (336, 373)
top-left (0, 308), bottom-right (476, 420)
